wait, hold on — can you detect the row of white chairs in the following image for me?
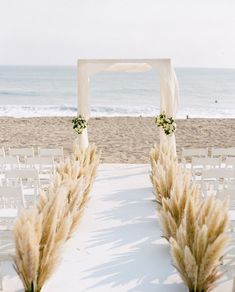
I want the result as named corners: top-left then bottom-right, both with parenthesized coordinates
top-left (0, 184), bottom-right (25, 210)
top-left (0, 147), bottom-right (63, 158)
top-left (0, 169), bottom-right (51, 231)
top-left (188, 157), bottom-right (235, 177)
top-left (215, 188), bottom-right (235, 275)
top-left (0, 148), bottom-right (64, 288)
top-left (0, 168), bottom-right (52, 209)
top-left (0, 174), bottom-right (48, 278)
top-left (1, 168), bottom-right (52, 188)
top-left (0, 156), bottom-right (55, 172)
top-left (195, 168), bottom-right (235, 195)
top-left (182, 152), bottom-right (235, 271)
top-left (182, 147), bottom-right (235, 162)
top-left (0, 182), bottom-right (31, 289)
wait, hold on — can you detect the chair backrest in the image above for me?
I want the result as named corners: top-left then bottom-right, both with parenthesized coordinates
top-left (211, 148), bottom-right (235, 158)
top-left (182, 148), bottom-right (208, 160)
top-left (191, 157), bottom-right (221, 178)
top-left (216, 189), bottom-right (235, 210)
top-left (26, 156), bottom-right (54, 169)
top-left (225, 157), bottom-right (235, 168)
top-left (202, 168), bottom-right (235, 180)
top-left (8, 147), bottom-right (34, 157)
top-left (5, 168), bottom-right (39, 180)
top-left (201, 179), bottom-right (219, 195)
top-left (0, 184), bottom-right (25, 209)
top-left (0, 156), bottom-right (20, 170)
top-left (0, 147), bottom-right (5, 157)
top-left (192, 157), bottom-right (221, 168)
top-left (5, 169), bottom-right (41, 200)
top-left (228, 180), bottom-right (235, 190)
top-left (38, 147), bottom-right (64, 158)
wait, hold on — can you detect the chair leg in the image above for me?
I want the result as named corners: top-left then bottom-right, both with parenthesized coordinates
top-left (233, 275), bottom-right (235, 292)
top-left (0, 262), bottom-right (3, 291)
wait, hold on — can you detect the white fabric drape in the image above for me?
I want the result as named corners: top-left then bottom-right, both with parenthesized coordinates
top-left (153, 60), bottom-right (179, 156)
top-left (77, 59), bottom-right (179, 154)
top-left (77, 61), bottom-right (90, 150)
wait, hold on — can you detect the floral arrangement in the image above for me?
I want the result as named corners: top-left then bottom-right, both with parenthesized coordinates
top-left (155, 112), bottom-right (176, 135)
top-left (72, 115), bottom-right (87, 134)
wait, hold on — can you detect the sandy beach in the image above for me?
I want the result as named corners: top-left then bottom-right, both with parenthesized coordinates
top-left (0, 117), bottom-right (235, 163)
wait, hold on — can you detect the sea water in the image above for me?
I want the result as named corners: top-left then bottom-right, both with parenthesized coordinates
top-left (0, 65), bottom-right (234, 118)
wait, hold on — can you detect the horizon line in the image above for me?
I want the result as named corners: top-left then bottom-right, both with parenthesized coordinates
top-left (0, 64), bottom-right (235, 70)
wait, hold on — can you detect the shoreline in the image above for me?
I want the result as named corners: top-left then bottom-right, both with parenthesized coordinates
top-left (1, 116), bottom-right (235, 120)
top-left (0, 116), bottom-right (235, 163)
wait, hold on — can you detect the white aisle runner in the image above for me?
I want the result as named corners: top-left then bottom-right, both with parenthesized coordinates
top-left (46, 164), bottom-right (184, 292)
top-left (3, 164), bottom-right (233, 291)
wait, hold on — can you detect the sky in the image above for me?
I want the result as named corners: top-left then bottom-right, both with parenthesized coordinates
top-left (0, 0), bottom-right (235, 68)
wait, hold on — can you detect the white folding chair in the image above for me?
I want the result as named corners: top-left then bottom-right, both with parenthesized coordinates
top-left (38, 147), bottom-right (64, 162)
top-left (0, 156), bottom-right (20, 172)
top-left (191, 157), bottom-right (221, 178)
top-left (200, 180), bottom-right (219, 197)
top-left (202, 168), bottom-right (235, 180)
top-left (5, 168), bottom-right (40, 205)
top-left (201, 168), bottom-right (235, 197)
top-left (8, 147), bottom-right (34, 165)
top-left (8, 147), bottom-right (34, 157)
top-left (181, 148), bottom-right (208, 169)
top-left (211, 148), bottom-right (235, 159)
top-left (0, 238), bottom-right (15, 290)
top-left (5, 168), bottom-right (39, 180)
top-left (25, 156), bottom-right (54, 172)
top-left (0, 184), bottom-right (25, 235)
top-left (217, 188), bottom-right (235, 272)
top-left (182, 148), bottom-right (208, 159)
top-left (225, 157), bottom-right (235, 169)
top-left (0, 184), bottom-right (25, 212)
top-left (0, 184), bottom-right (24, 289)
top-left (25, 157), bottom-right (54, 187)
top-left (228, 181), bottom-right (235, 190)
top-left (0, 148), bottom-right (5, 158)
top-left (217, 189), bottom-right (235, 208)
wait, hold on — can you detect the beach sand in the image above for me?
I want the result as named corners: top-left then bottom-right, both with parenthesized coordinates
top-left (0, 117), bottom-right (235, 163)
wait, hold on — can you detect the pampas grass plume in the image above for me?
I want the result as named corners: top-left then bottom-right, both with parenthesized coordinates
top-left (14, 143), bottom-right (100, 292)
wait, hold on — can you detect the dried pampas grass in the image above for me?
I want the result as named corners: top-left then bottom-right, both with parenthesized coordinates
top-left (150, 144), bottom-right (181, 205)
top-left (150, 144), bottom-right (177, 169)
top-left (52, 144), bottom-right (100, 238)
top-left (159, 175), bottom-right (200, 241)
top-left (14, 142), bottom-right (100, 292)
top-left (13, 186), bottom-right (72, 292)
top-left (38, 143), bottom-right (100, 240)
top-left (150, 144), bottom-right (230, 291)
top-left (170, 196), bottom-right (230, 292)
top-left (150, 144), bottom-right (200, 240)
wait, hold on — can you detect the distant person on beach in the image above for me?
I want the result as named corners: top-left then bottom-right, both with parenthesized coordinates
top-left (186, 115), bottom-right (189, 119)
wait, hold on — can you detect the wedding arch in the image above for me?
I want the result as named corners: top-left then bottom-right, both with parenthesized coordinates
top-left (77, 58), bottom-right (179, 154)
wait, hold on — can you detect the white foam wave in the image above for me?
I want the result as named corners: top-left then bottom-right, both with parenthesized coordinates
top-left (0, 104), bottom-right (234, 118)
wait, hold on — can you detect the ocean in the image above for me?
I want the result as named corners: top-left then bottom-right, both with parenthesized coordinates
top-left (0, 65), bottom-right (235, 118)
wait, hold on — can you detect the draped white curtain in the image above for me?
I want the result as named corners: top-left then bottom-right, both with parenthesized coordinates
top-left (77, 59), bottom-right (179, 155)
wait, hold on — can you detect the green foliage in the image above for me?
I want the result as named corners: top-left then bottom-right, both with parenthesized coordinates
top-left (155, 112), bottom-right (176, 135)
top-left (72, 115), bottom-right (87, 134)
